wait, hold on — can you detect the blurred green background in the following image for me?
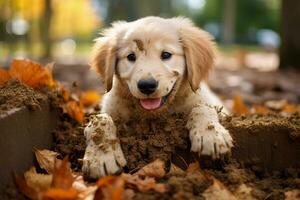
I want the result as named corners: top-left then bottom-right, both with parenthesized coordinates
top-left (0, 0), bottom-right (299, 70)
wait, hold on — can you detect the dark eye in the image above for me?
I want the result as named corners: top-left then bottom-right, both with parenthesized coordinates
top-left (161, 51), bottom-right (172, 60)
top-left (127, 53), bottom-right (136, 62)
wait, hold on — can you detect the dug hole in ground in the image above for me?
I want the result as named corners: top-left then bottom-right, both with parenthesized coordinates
top-left (0, 59), bottom-right (299, 200)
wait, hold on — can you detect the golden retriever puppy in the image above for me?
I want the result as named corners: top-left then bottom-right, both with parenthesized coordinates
top-left (83, 16), bottom-right (233, 178)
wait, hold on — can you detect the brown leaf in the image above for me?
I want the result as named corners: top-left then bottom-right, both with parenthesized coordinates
top-left (232, 95), bottom-right (249, 115)
top-left (0, 68), bottom-right (10, 85)
top-left (95, 176), bottom-right (125, 200)
top-left (15, 174), bottom-right (39, 200)
top-left (285, 189), bottom-right (300, 200)
top-left (186, 162), bottom-right (201, 173)
top-left (34, 149), bottom-right (59, 174)
top-left (65, 101), bottom-right (84, 123)
top-left (42, 188), bottom-right (79, 200)
top-left (9, 59), bottom-right (55, 89)
top-left (168, 163), bottom-right (185, 175)
top-left (136, 159), bottom-right (166, 178)
top-left (203, 178), bottom-right (237, 200)
top-left (80, 90), bottom-right (101, 107)
top-left (24, 167), bottom-right (52, 192)
top-left (52, 157), bottom-right (75, 189)
top-left (122, 173), bottom-right (167, 193)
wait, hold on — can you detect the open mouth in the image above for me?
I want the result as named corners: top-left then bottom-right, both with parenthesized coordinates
top-left (139, 84), bottom-right (175, 110)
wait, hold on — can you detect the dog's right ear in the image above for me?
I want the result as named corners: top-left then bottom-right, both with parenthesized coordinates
top-left (91, 36), bottom-right (117, 92)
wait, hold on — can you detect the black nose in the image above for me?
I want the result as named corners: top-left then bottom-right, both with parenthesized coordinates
top-left (137, 78), bottom-right (158, 95)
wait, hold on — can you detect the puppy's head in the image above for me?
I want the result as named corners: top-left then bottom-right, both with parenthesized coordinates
top-left (92, 17), bottom-right (215, 111)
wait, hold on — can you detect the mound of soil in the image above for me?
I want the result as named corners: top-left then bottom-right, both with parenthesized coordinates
top-left (52, 111), bottom-right (300, 199)
top-left (117, 113), bottom-right (189, 171)
top-left (0, 80), bottom-right (47, 115)
top-left (1, 80), bottom-right (299, 199)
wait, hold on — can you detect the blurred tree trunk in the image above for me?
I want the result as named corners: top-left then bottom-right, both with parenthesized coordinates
top-left (279, 0), bottom-right (300, 68)
top-left (222, 0), bottom-right (236, 44)
top-left (41, 0), bottom-right (52, 60)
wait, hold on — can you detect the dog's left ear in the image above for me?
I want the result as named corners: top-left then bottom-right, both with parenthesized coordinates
top-left (179, 20), bottom-right (216, 92)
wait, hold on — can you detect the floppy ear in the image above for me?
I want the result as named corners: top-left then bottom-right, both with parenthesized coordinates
top-left (91, 35), bottom-right (117, 92)
top-left (179, 21), bottom-right (216, 92)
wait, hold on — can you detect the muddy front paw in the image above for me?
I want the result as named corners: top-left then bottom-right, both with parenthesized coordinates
top-left (189, 122), bottom-right (233, 159)
top-left (82, 114), bottom-right (126, 178)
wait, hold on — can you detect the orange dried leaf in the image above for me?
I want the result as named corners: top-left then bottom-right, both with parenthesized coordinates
top-left (65, 101), bottom-right (84, 123)
top-left (34, 148), bottom-right (59, 174)
top-left (52, 157), bottom-right (74, 189)
top-left (42, 188), bottom-right (79, 200)
top-left (282, 103), bottom-right (299, 113)
top-left (232, 95), bottom-right (249, 115)
top-left (15, 174), bottom-right (39, 200)
top-left (80, 90), bottom-right (101, 107)
top-left (252, 105), bottom-right (270, 114)
top-left (0, 68), bottom-right (11, 85)
top-left (9, 59), bottom-right (55, 88)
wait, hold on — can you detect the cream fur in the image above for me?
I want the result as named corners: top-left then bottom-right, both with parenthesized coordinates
top-left (83, 17), bottom-right (233, 178)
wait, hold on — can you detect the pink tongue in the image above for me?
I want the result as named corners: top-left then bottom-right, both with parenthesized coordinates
top-left (140, 98), bottom-right (162, 110)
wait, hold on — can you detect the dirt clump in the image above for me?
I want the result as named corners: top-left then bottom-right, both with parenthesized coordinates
top-left (0, 80), bottom-right (47, 115)
top-left (52, 115), bottom-right (86, 171)
top-left (117, 113), bottom-right (189, 171)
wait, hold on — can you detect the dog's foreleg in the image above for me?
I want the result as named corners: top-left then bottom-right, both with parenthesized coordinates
top-left (186, 103), bottom-right (233, 159)
top-left (82, 113), bottom-right (126, 178)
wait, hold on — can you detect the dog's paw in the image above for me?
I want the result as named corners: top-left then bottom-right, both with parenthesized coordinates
top-left (190, 122), bottom-right (233, 159)
top-left (82, 113), bottom-right (126, 178)
top-left (82, 141), bottom-right (126, 178)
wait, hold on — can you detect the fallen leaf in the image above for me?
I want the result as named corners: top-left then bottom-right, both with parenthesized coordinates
top-left (9, 59), bottom-right (55, 89)
top-left (233, 184), bottom-right (255, 200)
top-left (203, 178), bottom-right (237, 200)
top-left (122, 173), bottom-right (166, 193)
top-left (285, 189), bottom-right (300, 200)
top-left (0, 68), bottom-right (10, 85)
top-left (15, 174), bottom-right (39, 200)
top-left (95, 176), bottom-right (125, 200)
top-left (52, 157), bottom-right (74, 189)
top-left (80, 90), bottom-right (101, 107)
top-left (232, 95), bottom-right (249, 115)
top-left (42, 188), bottom-right (79, 200)
top-left (65, 101), bottom-right (84, 123)
top-left (251, 105), bottom-right (270, 114)
top-left (136, 159), bottom-right (166, 178)
top-left (34, 149), bottom-right (59, 174)
top-left (282, 103), bottom-right (299, 113)
top-left (77, 185), bottom-right (98, 200)
top-left (168, 163), bottom-right (185, 175)
top-left (24, 167), bottom-right (52, 192)
top-left (186, 162), bottom-right (201, 173)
